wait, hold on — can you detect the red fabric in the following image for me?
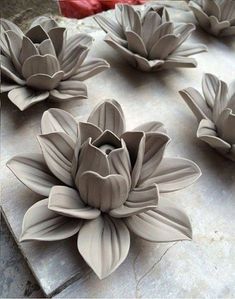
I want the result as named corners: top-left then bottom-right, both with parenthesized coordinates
top-left (59, 0), bottom-right (145, 19)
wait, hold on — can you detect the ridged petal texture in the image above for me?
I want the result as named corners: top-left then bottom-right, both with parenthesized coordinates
top-left (77, 215), bottom-right (130, 279)
top-left (0, 16), bottom-right (109, 110)
top-left (21, 199), bottom-right (82, 242)
top-left (7, 100), bottom-right (202, 279)
top-left (95, 4), bottom-right (207, 71)
top-left (180, 73), bottom-right (235, 161)
top-left (189, 0), bottom-right (235, 37)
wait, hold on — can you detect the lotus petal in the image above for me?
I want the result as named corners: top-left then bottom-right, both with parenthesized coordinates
top-left (7, 153), bottom-right (61, 196)
top-left (203, 0), bottom-right (220, 19)
top-left (21, 198), bottom-right (82, 242)
top-left (197, 119), bottom-right (231, 152)
top-left (8, 87), bottom-right (49, 111)
top-left (88, 100), bottom-right (126, 136)
top-left (179, 87), bottom-right (212, 122)
top-left (1, 81), bottom-right (19, 92)
top-left (30, 16), bottom-right (58, 32)
top-left (48, 186), bottom-right (100, 219)
top-left (149, 34), bottom-right (179, 60)
top-left (220, 0), bottom-right (235, 21)
top-left (215, 110), bottom-right (235, 145)
top-left (209, 16), bottom-right (230, 36)
top-left (39, 39), bottom-right (56, 56)
top-left (212, 80), bottom-right (228, 122)
top-left (138, 133), bottom-right (170, 186)
top-left (38, 132), bottom-right (75, 186)
top-left (134, 55), bottom-right (164, 72)
top-left (108, 139), bottom-right (131, 186)
top-left (133, 121), bottom-right (167, 134)
top-left (76, 138), bottom-right (110, 181)
top-left (142, 11), bottom-right (161, 45)
top-left (147, 22), bottom-right (174, 52)
top-left (60, 38), bottom-right (90, 80)
top-left (22, 54), bottom-right (60, 79)
top-left (202, 73), bottom-right (220, 108)
top-left (110, 184), bottom-right (159, 218)
top-left (70, 58), bottom-right (110, 81)
top-left (71, 138), bottom-right (81, 180)
top-left (26, 71), bottom-right (64, 91)
top-left (5, 30), bottom-right (22, 74)
top-left (220, 25), bottom-right (235, 36)
top-left (77, 214), bottom-right (130, 279)
top-left (141, 157), bottom-right (201, 192)
top-left (173, 43), bottom-right (207, 57)
top-left (126, 31), bottom-right (147, 57)
top-left (94, 14), bottom-right (124, 39)
top-left (121, 4), bottom-right (141, 35)
top-left (41, 108), bottom-right (78, 142)
top-left (228, 80), bottom-right (235, 109)
top-left (125, 198), bottom-right (192, 242)
top-left (0, 18), bottom-right (23, 36)
top-left (189, 2), bottom-right (210, 28)
top-left (25, 25), bottom-right (49, 43)
top-left (78, 171), bottom-right (129, 212)
top-left (163, 56), bottom-right (197, 69)
top-left (50, 81), bottom-right (87, 101)
top-left (79, 122), bottom-right (103, 144)
top-left (174, 23), bottom-right (195, 47)
top-left (1, 55), bottom-right (25, 85)
top-left (19, 36), bottom-right (38, 64)
top-left (48, 27), bottom-right (66, 56)
top-left (105, 35), bottom-right (137, 67)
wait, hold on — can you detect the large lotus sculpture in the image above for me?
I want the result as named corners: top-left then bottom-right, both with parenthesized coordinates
top-left (180, 74), bottom-right (235, 161)
top-left (7, 100), bottom-right (201, 279)
top-left (189, 0), bottom-right (235, 37)
top-left (94, 4), bottom-right (207, 71)
top-left (0, 16), bottom-right (109, 111)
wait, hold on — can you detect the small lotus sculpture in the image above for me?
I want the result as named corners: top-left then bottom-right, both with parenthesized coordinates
top-left (94, 4), bottom-right (207, 71)
top-left (0, 16), bottom-right (109, 111)
top-left (180, 74), bottom-right (235, 161)
top-left (189, 0), bottom-right (235, 37)
top-left (7, 100), bottom-right (201, 279)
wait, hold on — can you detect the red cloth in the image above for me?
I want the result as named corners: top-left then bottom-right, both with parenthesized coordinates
top-left (59, 0), bottom-right (145, 19)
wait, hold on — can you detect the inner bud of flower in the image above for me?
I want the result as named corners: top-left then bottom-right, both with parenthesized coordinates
top-left (99, 144), bottom-right (116, 155)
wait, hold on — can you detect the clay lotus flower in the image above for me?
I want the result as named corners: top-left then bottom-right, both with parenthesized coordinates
top-left (180, 74), bottom-right (235, 161)
top-left (7, 100), bottom-right (201, 279)
top-left (0, 17), bottom-right (109, 111)
top-left (189, 0), bottom-right (235, 37)
top-left (94, 4), bottom-right (207, 71)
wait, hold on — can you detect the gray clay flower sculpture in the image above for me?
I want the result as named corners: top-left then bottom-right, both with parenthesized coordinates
top-left (94, 4), bottom-right (207, 71)
top-left (189, 0), bottom-right (235, 37)
top-left (180, 74), bottom-right (235, 161)
top-left (0, 16), bottom-right (109, 111)
top-left (7, 100), bottom-right (201, 279)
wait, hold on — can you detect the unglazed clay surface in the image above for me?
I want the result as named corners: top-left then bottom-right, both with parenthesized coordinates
top-left (95, 4), bottom-right (207, 71)
top-left (7, 100), bottom-right (201, 279)
top-left (0, 17), bottom-right (109, 111)
top-left (180, 74), bottom-right (235, 161)
top-left (2, 3), bottom-right (235, 298)
top-left (189, 0), bottom-right (235, 37)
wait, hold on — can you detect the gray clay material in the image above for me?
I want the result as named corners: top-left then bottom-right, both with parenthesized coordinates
top-left (180, 73), bottom-right (235, 161)
top-left (189, 0), bottom-right (235, 37)
top-left (7, 100), bottom-right (201, 279)
top-left (95, 4), bottom-right (207, 71)
top-left (0, 17), bottom-right (109, 111)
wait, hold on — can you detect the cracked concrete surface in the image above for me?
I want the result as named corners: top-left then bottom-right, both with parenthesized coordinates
top-left (0, 218), bottom-right (43, 298)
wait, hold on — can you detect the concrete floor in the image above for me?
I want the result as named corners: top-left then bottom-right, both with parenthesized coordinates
top-left (0, 218), bottom-right (44, 298)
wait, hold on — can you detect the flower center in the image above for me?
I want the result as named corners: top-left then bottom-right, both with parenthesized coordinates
top-left (99, 144), bottom-right (116, 155)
